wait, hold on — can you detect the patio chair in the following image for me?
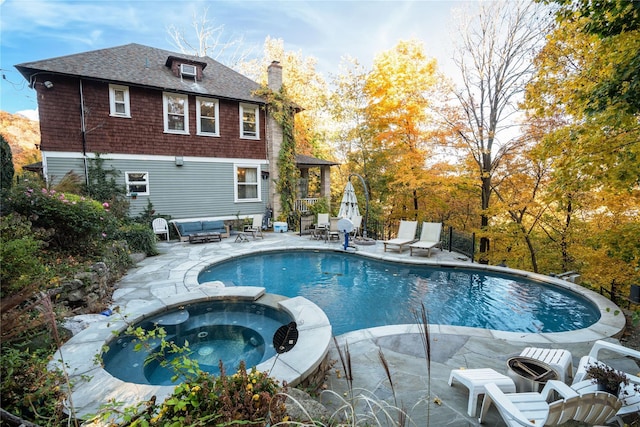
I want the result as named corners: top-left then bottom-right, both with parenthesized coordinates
top-left (571, 340), bottom-right (640, 425)
top-left (573, 340), bottom-right (640, 384)
top-left (244, 214), bottom-right (264, 239)
top-left (409, 222), bottom-right (442, 257)
top-left (383, 220), bottom-right (418, 252)
top-left (326, 217), bottom-right (341, 242)
top-left (479, 380), bottom-right (621, 426)
top-left (519, 347), bottom-right (574, 383)
top-left (152, 218), bottom-right (169, 241)
top-left (350, 215), bottom-right (362, 237)
top-left (313, 213), bottom-right (330, 240)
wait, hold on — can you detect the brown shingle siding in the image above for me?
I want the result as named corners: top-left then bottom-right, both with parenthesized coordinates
top-left (39, 76), bottom-right (266, 159)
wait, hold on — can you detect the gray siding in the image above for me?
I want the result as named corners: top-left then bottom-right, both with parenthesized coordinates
top-left (45, 156), bottom-right (270, 219)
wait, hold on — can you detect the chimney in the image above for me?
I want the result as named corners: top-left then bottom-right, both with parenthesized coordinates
top-left (266, 60), bottom-right (284, 219)
top-left (267, 61), bottom-right (282, 91)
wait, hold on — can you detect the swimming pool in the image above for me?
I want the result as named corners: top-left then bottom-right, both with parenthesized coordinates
top-left (198, 250), bottom-right (600, 335)
top-left (102, 299), bottom-right (294, 385)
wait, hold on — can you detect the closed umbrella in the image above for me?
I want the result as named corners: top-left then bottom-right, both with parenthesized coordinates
top-left (338, 181), bottom-right (360, 220)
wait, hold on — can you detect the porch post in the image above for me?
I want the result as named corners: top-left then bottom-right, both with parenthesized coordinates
top-left (320, 165), bottom-right (331, 210)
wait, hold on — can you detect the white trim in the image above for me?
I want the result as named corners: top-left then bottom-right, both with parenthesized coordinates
top-left (41, 151), bottom-right (267, 165)
top-left (125, 171), bottom-right (150, 196)
top-left (239, 103), bottom-right (259, 139)
top-left (163, 92), bottom-right (189, 134)
top-left (109, 84), bottom-right (131, 118)
top-left (234, 164), bottom-right (261, 202)
top-left (196, 97), bottom-right (219, 136)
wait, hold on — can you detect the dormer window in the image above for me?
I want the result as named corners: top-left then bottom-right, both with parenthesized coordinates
top-left (180, 64), bottom-right (197, 78)
top-left (166, 56), bottom-right (207, 81)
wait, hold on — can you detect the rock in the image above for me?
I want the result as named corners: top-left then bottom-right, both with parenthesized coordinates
top-left (67, 289), bottom-right (85, 302)
top-left (92, 262), bottom-right (108, 275)
top-left (62, 314), bottom-right (106, 335)
top-left (130, 252), bottom-right (146, 263)
top-left (285, 388), bottom-right (331, 423)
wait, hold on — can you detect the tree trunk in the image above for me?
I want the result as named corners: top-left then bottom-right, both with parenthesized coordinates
top-left (479, 174), bottom-right (491, 254)
top-left (561, 197), bottom-right (573, 271)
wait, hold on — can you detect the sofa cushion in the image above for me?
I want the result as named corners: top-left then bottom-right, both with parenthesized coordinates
top-left (179, 222), bottom-right (204, 235)
top-left (202, 220), bottom-right (225, 232)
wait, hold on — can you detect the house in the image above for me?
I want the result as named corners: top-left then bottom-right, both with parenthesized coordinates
top-left (15, 43), bottom-right (335, 222)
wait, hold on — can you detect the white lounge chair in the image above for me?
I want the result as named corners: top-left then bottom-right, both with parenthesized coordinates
top-left (383, 220), bottom-right (418, 252)
top-left (409, 222), bottom-right (442, 257)
top-left (573, 340), bottom-right (640, 384)
top-left (244, 214), bottom-right (264, 239)
top-left (479, 380), bottom-right (621, 426)
top-left (152, 218), bottom-right (169, 241)
top-left (571, 340), bottom-right (640, 425)
top-left (519, 347), bottom-right (574, 383)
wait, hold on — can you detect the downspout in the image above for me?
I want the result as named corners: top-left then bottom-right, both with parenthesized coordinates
top-left (79, 79), bottom-right (90, 188)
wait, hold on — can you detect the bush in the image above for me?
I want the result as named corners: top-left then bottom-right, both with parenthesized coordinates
top-left (140, 362), bottom-right (287, 427)
top-left (114, 223), bottom-right (159, 257)
top-left (7, 184), bottom-right (119, 252)
top-left (0, 346), bottom-right (67, 425)
top-left (0, 214), bottom-right (53, 298)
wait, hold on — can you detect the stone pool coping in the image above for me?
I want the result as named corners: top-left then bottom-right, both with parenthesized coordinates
top-left (52, 234), bottom-right (625, 419)
top-left (184, 245), bottom-right (626, 344)
top-left (50, 287), bottom-right (331, 419)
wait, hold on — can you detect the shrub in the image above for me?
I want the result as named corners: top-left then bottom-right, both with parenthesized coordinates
top-left (0, 346), bottom-right (67, 426)
top-left (114, 223), bottom-right (159, 256)
top-left (147, 362), bottom-right (288, 427)
top-left (0, 214), bottom-right (53, 298)
top-left (7, 184), bottom-right (119, 252)
top-left (92, 327), bottom-right (288, 427)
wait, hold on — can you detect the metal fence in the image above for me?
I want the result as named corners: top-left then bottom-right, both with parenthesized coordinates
top-left (293, 214), bottom-right (476, 262)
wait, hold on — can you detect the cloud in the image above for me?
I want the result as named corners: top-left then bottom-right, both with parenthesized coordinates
top-left (16, 109), bottom-right (39, 122)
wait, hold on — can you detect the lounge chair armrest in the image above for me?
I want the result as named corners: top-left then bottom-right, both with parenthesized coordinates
top-left (589, 340), bottom-right (640, 361)
top-left (540, 380), bottom-right (579, 400)
top-left (480, 383), bottom-right (537, 426)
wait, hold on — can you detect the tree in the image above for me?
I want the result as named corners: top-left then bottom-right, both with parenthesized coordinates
top-left (523, 7), bottom-right (640, 288)
top-left (363, 39), bottom-right (441, 220)
top-left (542, 0), bottom-right (640, 115)
top-left (167, 6), bottom-right (254, 67)
top-left (1, 135), bottom-right (14, 193)
top-left (237, 37), bottom-right (330, 157)
top-left (451, 0), bottom-right (550, 257)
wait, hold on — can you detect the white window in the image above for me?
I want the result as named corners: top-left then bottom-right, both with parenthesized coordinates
top-left (240, 103), bottom-right (259, 139)
top-left (163, 92), bottom-right (189, 134)
top-left (235, 166), bottom-right (260, 202)
top-left (180, 63), bottom-right (197, 78)
top-left (109, 84), bottom-right (130, 117)
top-left (196, 97), bottom-right (219, 136)
top-left (125, 172), bottom-right (149, 196)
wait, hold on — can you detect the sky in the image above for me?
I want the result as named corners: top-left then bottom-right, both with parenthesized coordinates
top-left (0, 0), bottom-right (471, 121)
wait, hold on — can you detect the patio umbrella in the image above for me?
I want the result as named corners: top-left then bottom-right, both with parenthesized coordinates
top-left (338, 181), bottom-right (360, 220)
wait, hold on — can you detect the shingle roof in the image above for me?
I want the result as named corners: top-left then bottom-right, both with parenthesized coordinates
top-left (295, 154), bottom-right (339, 167)
top-left (15, 43), bottom-right (264, 103)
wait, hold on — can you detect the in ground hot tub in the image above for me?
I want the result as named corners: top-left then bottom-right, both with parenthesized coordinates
top-left (103, 299), bottom-right (293, 385)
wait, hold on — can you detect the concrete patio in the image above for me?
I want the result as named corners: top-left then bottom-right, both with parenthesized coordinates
top-left (57, 230), bottom-right (634, 426)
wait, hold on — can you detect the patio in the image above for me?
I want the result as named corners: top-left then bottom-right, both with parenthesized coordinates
top-left (59, 231), bottom-right (633, 425)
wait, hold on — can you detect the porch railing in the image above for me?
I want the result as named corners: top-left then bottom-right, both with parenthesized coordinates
top-left (295, 198), bottom-right (319, 213)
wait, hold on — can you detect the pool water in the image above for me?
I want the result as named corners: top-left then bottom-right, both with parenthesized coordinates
top-left (198, 251), bottom-right (600, 335)
top-left (103, 300), bottom-right (292, 385)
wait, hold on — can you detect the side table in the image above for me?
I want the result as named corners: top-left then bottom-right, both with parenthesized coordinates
top-left (448, 368), bottom-right (516, 417)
